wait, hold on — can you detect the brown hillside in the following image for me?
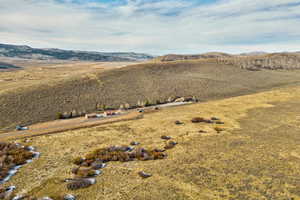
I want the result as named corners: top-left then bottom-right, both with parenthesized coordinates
top-left (1, 59), bottom-right (300, 130)
top-left (154, 52), bottom-right (232, 62)
top-left (6, 85), bottom-right (300, 199)
top-left (218, 52), bottom-right (300, 70)
top-left (155, 52), bottom-right (300, 71)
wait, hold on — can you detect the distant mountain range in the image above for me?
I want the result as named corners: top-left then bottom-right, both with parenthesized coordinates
top-left (239, 51), bottom-right (268, 56)
top-left (0, 43), bottom-right (154, 62)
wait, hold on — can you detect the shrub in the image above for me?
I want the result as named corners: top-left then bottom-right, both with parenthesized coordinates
top-left (67, 179), bottom-right (95, 190)
top-left (161, 135), bottom-right (171, 140)
top-left (13, 151), bottom-right (34, 165)
top-left (191, 117), bottom-right (205, 123)
top-left (191, 117), bottom-right (213, 123)
top-left (138, 171), bottom-right (152, 178)
top-left (130, 141), bottom-right (140, 146)
top-left (49, 195), bottom-right (65, 200)
top-left (211, 117), bottom-right (220, 121)
top-left (175, 120), bottom-right (183, 125)
top-left (76, 145), bottom-right (172, 166)
top-left (84, 153), bottom-right (97, 162)
top-left (76, 169), bottom-right (98, 178)
top-left (164, 141), bottom-right (178, 150)
top-left (91, 161), bottom-right (105, 170)
top-left (150, 151), bottom-right (167, 159)
top-left (214, 127), bottom-right (225, 133)
top-left (97, 104), bottom-right (106, 111)
top-left (145, 99), bottom-right (152, 107)
top-left (56, 112), bottom-right (64, 119)
top-left (0, 142), bottom-right (36, 182)
top-left (73, 157), bottom-right (84, 165)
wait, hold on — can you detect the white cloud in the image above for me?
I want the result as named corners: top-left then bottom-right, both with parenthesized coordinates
top-left (0, 0), bottom-right (299, 54)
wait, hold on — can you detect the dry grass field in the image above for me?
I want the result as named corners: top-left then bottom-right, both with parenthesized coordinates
top-left (0, 59), bottom-right (136, 94)
top-left (3, 85), bottom-right (300, 200)
top-left (2, 59), bottom-right (300, 131)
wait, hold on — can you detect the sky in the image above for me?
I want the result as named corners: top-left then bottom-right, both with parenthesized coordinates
top-left (0, 0), bottom-right (300, 55)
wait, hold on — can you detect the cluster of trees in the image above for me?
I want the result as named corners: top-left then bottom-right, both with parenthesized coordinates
top-left (57, 96), bottom-right (198, 120)
top-left (57, 110), bottom-right (87, 119)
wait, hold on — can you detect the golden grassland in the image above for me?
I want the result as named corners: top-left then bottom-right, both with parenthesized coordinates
top-left (3, 85), bottom-right (300, 199)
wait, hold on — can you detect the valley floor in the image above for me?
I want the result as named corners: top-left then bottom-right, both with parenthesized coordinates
top-left (3, 85), bottom-right (300, 200)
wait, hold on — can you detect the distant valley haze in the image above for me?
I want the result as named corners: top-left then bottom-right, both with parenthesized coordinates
top-left (0, 0), bottom-right (299, 55)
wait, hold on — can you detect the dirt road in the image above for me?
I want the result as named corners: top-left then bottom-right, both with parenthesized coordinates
top-left (0, 111), bottom-right (143, 141)
top-left (0, 101), bottom-right (193, 141)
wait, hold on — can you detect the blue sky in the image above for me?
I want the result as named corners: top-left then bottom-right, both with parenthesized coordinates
top-left (0, 0), bottom-right (299, 55)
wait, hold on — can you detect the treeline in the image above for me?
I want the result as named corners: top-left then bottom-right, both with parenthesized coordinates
top-left (57, 96), bottom-right (197, 119)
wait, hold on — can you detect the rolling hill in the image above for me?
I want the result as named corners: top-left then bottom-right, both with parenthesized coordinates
top-left (155, 52), bottom-right (300, 70)
top-left (154, 52), bottom-right (232, 62)
top-left (0, 43), bottom-right (154, 62)
top-left (1, 58), bottom-right (300, 130)
top-left (5, 84), bottom-right (300, 199)
top-left (218, 52), bottom-right (300, 70)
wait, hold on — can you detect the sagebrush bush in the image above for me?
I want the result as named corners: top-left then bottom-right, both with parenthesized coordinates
top-left (191, 117), bottom-right (213, 123)
top-left (73, 145), bottom-right (170, 166)
top-left (56, 112), bottom-right (63, 119)
top-left (214, 127), bottom-right (225, 133)
top-left (73, 157), bottom-right (84, 165)
top-left (164, 141), bottom-right (178, 150)
top-left (0, 142), bottom-right (35, 182)
top-left (67, 142), bottom-right (177, 192)
top-left (145, 100), bottom-right (152, 107)
top-left (67, 179), bottom-right (95, 190)
top-left (191, 117), bottom-right (205, 123)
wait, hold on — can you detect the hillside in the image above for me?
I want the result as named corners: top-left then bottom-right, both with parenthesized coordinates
top-left (0, 60), bottom-right (137, 94)
top-left (4, 85), bottom-right (300, 199)
top-left (155, 52), bottom-right (300, 71)
top-left (1, 59), bottom-right (300, 130)
top-left (217, 53), bottom-right (300, 70)
top-left (0, 43), bottom-right (154, 62)
top-left (154, 52), bottom-right (232, 62)
top-left (0, 61), bottom-right (21, 70)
